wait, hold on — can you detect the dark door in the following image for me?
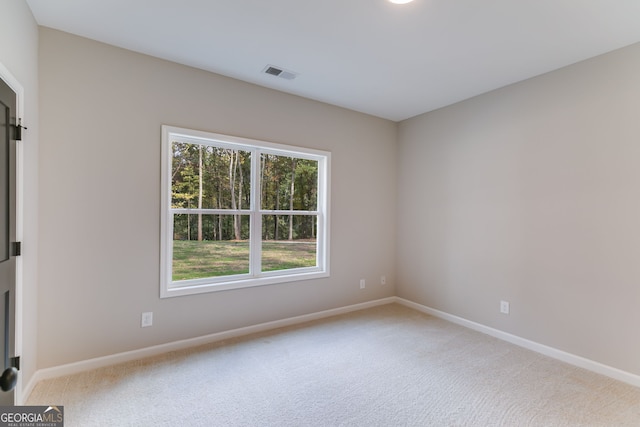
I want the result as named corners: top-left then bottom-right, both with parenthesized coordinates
top-left (0, 77), bottom-right (17, 405)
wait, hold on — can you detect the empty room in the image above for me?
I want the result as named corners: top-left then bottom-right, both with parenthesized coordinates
top-left (2, 0), bottom-right (640, 425)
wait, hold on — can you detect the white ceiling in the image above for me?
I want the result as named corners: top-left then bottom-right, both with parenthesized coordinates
top-left (26, 0), bottom-right (640, 121)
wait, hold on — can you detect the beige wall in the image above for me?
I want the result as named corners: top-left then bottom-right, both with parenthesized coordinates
top-left (37, 28), bottom-right (397, 369)
top-left (397, 42), bottom-right (640, 375)
top-left (0, 1), bottom-right (39, 399)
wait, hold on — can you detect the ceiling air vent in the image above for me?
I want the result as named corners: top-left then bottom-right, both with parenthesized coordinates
top-left (263, 65), bottom-right (298, 80)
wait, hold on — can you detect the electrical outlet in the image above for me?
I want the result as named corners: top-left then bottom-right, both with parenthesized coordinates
top-left (380, 276), bottom-right (386, 285)
top-left (141, 312), bottom-right (153, 327)
top-left (500, 301), bottom-right (510, 315)
top-left (360, 279), bottom-right (366, 289)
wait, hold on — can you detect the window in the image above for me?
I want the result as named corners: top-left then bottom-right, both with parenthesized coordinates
top-left (160, 126), bottom-right (330, 297)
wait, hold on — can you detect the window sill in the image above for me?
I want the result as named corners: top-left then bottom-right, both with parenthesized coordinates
top-left (160, 269), bottom-right (330, 298)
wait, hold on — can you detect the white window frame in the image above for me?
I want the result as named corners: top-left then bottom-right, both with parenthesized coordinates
top-left (160, 125), bottom-right (330, 298)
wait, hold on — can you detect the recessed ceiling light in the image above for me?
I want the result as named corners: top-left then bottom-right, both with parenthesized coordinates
top-left (389, 0), bottom-right (414, 4)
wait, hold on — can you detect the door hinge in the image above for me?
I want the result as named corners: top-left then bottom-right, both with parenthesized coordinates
top-left (10, 357), bottom-right (20, 370)
top-left (12, 119), bottom-right (27, 141)
top-left (11, 242), bottom-right (21, 257)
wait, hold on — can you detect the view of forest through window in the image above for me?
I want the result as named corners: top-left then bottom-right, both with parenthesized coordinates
top-left (170, 141), bottom-right (320, 281)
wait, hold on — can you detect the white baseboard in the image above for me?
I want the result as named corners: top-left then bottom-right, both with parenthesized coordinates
top-left (22, 297), bottom-right (396, 402)
top-left (22, 295), bottom-right (640, 402)
top-left (393, 297), bottom-right (640, 388)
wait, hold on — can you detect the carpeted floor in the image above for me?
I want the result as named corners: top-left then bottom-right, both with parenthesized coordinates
top-left (27, 304), bottom-right (640, 426)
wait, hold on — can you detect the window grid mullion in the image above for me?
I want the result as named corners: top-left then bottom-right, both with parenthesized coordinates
top-left (258, 210), bottom-right (319, 215)
top-left (250, 149), bottom-right (262, 276)
top-left (170, 208), bottom-right (252, 215)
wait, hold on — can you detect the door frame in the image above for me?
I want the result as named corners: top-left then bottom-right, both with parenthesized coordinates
top-left (0, 61), bottom-right (24, 405)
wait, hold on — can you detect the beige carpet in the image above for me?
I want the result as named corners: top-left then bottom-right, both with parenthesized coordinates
top-left (27, 304), bottom-right (640, 426)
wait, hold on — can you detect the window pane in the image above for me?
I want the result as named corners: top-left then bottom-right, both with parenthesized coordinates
top-left (172, 142), bottom-right (251, 210)
top-left (262, 215), bottom-right (317, 272)
top-left (172, 214), bottom-right (250, 281)
top-left (260, 154), bottom-right (318, 211)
